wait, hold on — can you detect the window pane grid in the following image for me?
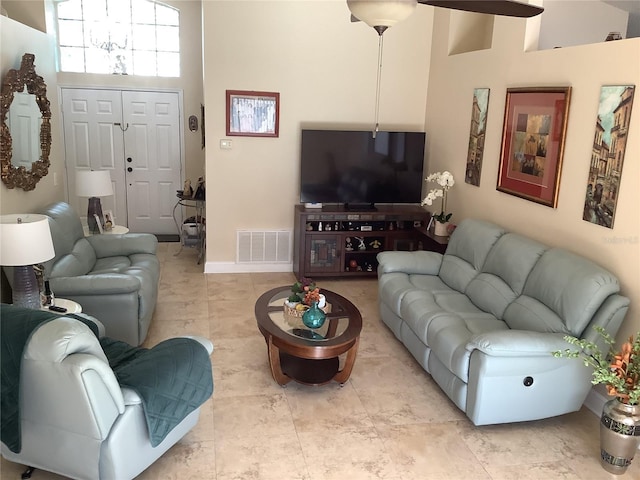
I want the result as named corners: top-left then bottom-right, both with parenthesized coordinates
top-left (56, 0), bottom-right (179, 77)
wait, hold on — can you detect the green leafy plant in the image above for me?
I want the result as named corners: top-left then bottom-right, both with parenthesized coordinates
top-left (287, 277), bottom-right (319, 305)
top-left (552, 326), bottom-right (640, 405)
top-left (421, 171), bottom-right (455, 223)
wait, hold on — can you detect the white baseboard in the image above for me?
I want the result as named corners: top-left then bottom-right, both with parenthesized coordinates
top-left (204, 261), bottom-right (292, 274)
top-left (584, 388), bottom-right (608, 417)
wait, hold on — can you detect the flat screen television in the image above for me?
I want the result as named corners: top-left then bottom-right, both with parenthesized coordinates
top-left (300, 129), bottom-right (425, 207)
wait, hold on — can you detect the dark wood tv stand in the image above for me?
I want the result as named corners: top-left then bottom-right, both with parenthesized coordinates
top-left (293, 204), bottom-right (447, 279)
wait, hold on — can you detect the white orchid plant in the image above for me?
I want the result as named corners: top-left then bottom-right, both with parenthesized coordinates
top-left (421, 171), bottom-right (455, 223)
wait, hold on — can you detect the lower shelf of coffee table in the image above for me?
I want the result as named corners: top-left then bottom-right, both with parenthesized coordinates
top-left (280, 353), bottom-right (340, 386)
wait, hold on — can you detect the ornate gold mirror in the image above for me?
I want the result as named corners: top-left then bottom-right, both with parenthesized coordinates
top-left (0, 53), bottom-right (51, 191)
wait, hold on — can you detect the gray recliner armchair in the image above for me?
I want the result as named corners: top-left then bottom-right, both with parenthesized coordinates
top-left (37, 202), bottom-right (159, 345)
top-left (1, 305), bottom-right (214, 480)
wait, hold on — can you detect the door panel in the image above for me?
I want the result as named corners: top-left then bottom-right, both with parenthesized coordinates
top-left (123, 91), bottom-right (181, 234)
top-left (61, 89), bottom-right (125, 225)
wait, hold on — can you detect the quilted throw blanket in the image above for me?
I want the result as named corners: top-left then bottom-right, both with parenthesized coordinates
top-left (100, 337), bottom-right (213, 447)
top-left (0, 304), bottom-right (99, 453)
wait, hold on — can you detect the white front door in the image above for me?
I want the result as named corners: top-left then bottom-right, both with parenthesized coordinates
top-left (122, 91), bottom-right (182, 234)
top-left (61, 88), bottom-right (182, 235)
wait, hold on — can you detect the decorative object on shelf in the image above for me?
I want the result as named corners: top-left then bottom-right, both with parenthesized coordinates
top-left (497, 87), bottom-right (571, 208)
top-left (582, 85), bottom-right (634, 229)
top-left (194, 176), bottom-right (205, 200)
top-left (355, 236), bottom-right (366, 250)
top-left (465, 88), bottom-right (490, 187)
top-left (226, 90), bottom-right (280, 138)
top-left (345, 237), bottom-right (353, 251)
top-left (434, 221), bottom-right (450, 237)
top-left (103, 210), bottom-right (114, 231)
top-left (369, 239), bottom-right (381, 249)
top-left (553, 327), bottom-right (640, 474)
top-left (183, 178), bottom-right (193, 198)
top-left (76, 169), bottom-right (114, 234)
top-left (302, 301), bottom-right (327, 329)
top-left (0, 214), bottom-right (55, 309)
top-left (421, 170), bottom-right (455, 229)
top-left (284, 277), bottom-right (328, 317)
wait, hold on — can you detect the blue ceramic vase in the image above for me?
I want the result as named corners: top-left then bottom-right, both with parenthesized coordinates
top-left (302, 301), bottom-right (326, 329)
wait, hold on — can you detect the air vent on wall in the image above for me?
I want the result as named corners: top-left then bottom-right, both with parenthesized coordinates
top-left (236, 230), bottom-right (291, 263)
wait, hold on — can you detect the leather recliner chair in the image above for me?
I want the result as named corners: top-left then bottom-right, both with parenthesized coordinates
top-left (1, 308), bottom-right (213, 480)
top-left (37, 201), bottom-right (159, 345)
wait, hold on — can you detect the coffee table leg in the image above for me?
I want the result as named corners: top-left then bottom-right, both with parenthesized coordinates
top-left (267, 336), bottom-right (291, 386)
top-left (333, 338), bottom-right (360, 385)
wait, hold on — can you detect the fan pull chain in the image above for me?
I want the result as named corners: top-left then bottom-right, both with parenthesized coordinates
top-left (373, 31), bottom-right (384, 138)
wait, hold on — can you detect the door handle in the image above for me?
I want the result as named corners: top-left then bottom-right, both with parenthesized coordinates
top-left (127, 167), bottom-right (133, 172)
top-left (127, 157), bottom-right (132, 163)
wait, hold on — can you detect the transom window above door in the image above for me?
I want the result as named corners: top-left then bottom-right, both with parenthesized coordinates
top-left (55, 0), bottom-right (180, 77)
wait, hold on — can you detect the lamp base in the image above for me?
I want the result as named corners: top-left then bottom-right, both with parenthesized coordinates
top-left (87, 197), bottom-right (104, 234)
top-left (12, 265), bottom-right (42, 309)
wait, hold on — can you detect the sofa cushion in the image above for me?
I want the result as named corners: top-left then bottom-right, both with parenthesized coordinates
top-left (401, 289), bottom-right (508, 383)
top-left (50, 238), bottom-right (97, 277)
top-left (439, 219), bottom-right (505, 293)
top-left (466, 234), bottom-right (547, 319)
top-left (504, 248), bottom-right (620, 336)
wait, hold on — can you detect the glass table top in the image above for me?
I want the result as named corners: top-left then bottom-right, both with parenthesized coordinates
top-left (265, 291), bottom-right (350, 342)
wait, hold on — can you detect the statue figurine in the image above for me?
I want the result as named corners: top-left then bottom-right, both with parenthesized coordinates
top-left (355, 236), bottom-right (366, 251)
top-left (369, 239), bottom-right (381, 249)
top-left (345, 237), bottom-right (353, 251)
top-left (183, 179), bottom-right (193, 198)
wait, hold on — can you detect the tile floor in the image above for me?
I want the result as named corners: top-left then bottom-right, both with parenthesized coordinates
top-left (2, 242), bottom-right (639, 479)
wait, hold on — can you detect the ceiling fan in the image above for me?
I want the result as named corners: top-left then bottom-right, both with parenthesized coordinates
top-left (347, 1), bottom-right (544, 134)
top-left (349, 1), bottom-right (544, 34)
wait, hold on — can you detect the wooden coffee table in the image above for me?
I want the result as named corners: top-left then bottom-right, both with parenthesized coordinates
top-left (255, 286), bottom-right (362, 386)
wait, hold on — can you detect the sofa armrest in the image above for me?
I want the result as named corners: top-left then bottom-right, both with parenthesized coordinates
top-left (50, 274), bottom-right (141, 296)
top-left (87, 233), bottom-right (158, 258)
top-left (466, 330), bottom-right (572, 357)
top-left (377, 250), bottom-right (443, 275)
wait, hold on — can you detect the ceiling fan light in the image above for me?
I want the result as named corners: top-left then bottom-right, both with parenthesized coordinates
top-left (347, 0), bottom-right (417, 29)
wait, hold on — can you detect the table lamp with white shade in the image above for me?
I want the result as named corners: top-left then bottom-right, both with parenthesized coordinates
top-left (76, 170), bottom-right (113, 234)
top-left (0, 214), bottom-right (55, 309)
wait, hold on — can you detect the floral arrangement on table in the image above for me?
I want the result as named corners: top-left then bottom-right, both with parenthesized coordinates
top-left (285, 277), bottom-right (326, 316)
top-left (421, 171), bottom-right (455, 224)
top-left (552, 326), bottom-right (640, 405)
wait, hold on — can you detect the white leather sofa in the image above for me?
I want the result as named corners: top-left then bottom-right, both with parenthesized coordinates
top-left (1, 306), bottom-right (213, 480)
top-left (377, 219), bottom-right (630, 425)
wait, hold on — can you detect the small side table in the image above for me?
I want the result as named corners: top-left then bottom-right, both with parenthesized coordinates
top-left (42, 298), bottom-right (82, 314)
top-left (84, 225), bottom-right (130, 236)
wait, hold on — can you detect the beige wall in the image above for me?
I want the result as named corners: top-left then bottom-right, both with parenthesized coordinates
top-left (1, 16), bottom-right (65, 214)
top-left (424, 11), bottom-right (640, 340)
top-left (202, 0), bottom-right (432, 270)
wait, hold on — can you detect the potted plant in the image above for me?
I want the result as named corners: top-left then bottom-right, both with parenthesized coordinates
top-left (553, 327), bottom-right (640, 474)
top-left (285, 277), bottom-right (326, 315)
top-left (421, 171), bottom-right (455, 236)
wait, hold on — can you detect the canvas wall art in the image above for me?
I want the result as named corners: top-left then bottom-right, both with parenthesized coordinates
top-left (465, 88), bottom-right (490, 186)
top-left (582, 85), bottom-right (635, 229)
